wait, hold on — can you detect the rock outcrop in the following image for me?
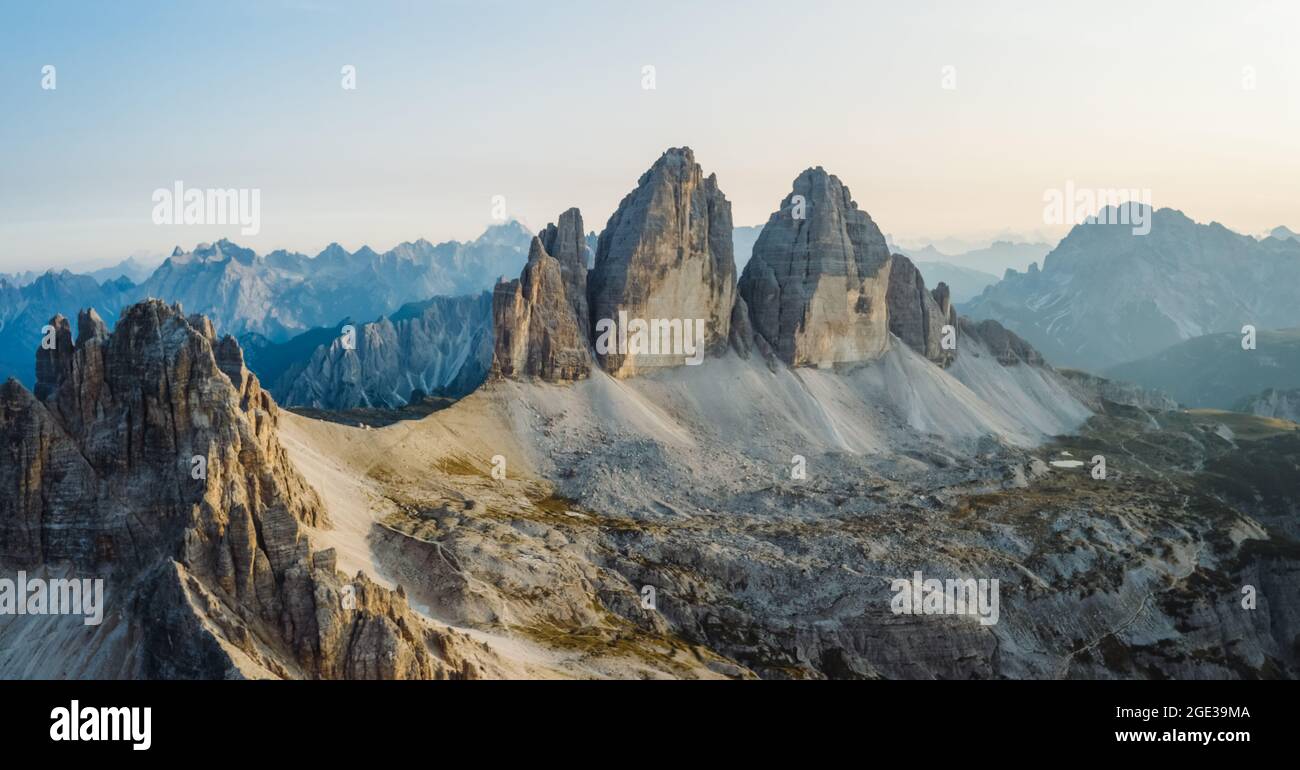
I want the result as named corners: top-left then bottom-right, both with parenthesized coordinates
top-left (539, 207), bottom-right (591, 337)
top-left (1236, 387), bottom-right (1300, 422)
top-left (737, 167), bottom-right (892, 367)
top-left (491, 236), bottom-right (592, 382)
top-left (885, 255), bottom-right (956, 365)
top-left (1, 271), bottom-right (132, 389)
top-left (1057, 368), bottom-right (1181, 412)
top-left (589, 147), bottom-right (736, 377)
top-left (958, 317), bottom-right (1044, 365)
top-left (0, 299), bottom-right (475, 679)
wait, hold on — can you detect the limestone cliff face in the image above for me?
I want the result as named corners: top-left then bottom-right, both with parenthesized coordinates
top-left (491, 236), bottom-right (592, 382)
top-left (0, 300), bottom-right (475, 679)
top-left (589, 147), bottom-right (736, 377)
top-left (539, 207), bottom-right (591, 337)
top-left (885, 254), bottom-right (956, 366)
top-left (738, 167), bottom-right (892, 367)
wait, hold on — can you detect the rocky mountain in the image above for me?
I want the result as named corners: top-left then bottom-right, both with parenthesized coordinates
top-left (0, 270), bottom-right (134, 387)
top-left (263, 292), bottom-right (493, 410)
top-left (1267, 225), bottom-right (1299, 242)
top-left (1237, 388), bottom-right (1300, 422)
top-left (488, 153), bottom-right (1034, 386)
top-left (490, 158), bottom-right (971, 380)
top-left (738, 168), bottom-right (893, 367)
top-left (136, 222), bottom-right (531, 342)
top-left (887, 255), bottom-right (956, 366)
top-left (964, 207), bottom-right (1300, 371)
top-left (957, 317), bottom-right (1043, 366)
top-left (539, 208), bottom-right (591, 338)
top-left (1106, 327), bottom-right (1300, 409)
top-left (0, 223), bottom-right (533, 388)
top-left (491, 234), bottom-right (591, 382)
top-left (0, 300), bottom-right (490, 678)
top-left (589, 147), bottom-right (737, 377)
top-left (893, 239), bottom-right (1052, 277)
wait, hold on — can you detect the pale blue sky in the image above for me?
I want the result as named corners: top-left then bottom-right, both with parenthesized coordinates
top-left (2, 0), bottom-right (1297, 270)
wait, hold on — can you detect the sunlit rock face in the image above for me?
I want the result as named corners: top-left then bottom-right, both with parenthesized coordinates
top-left (491, 235), bottom-right (592, 382)
top-left (0, 300), bottom-right (473, 679)
top-left (589, 147), bottom-right (737, 377)
top-left (738, 167), bottom-right (892, 367)
top-left (540, 207), bottom-right (591, 339)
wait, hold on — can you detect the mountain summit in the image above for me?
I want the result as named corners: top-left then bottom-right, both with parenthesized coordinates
top-left (491, 148), bottom-right (1021, 384)
top-left (1, 300), bottom-right (490, 678)
top-left (965, 208), bottom-right (1300, 370)
top-left (589, 147), bottom-right (737, 377)
top-left (738, 167), bottom-right (893, 367)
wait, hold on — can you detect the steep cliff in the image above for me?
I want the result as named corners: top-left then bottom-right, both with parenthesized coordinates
top-left (491, 235), bottom-right (592, 382)
top-left (276, 293), bottom-right (493, 409)
top-left (0, 300), bottom-right (478, 679)
top-left (885, 254), bottom-right (956, 365)
top-left (589, 147), bottom-right (736, 376)
top-left (738, 167), bottom-right (891, 367)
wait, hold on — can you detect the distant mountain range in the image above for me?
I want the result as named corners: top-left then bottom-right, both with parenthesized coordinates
top-left (0, 222), bottom-right (533, 385)
top-left (1106, 327), bottom-right (1300, 410)
top-left (86, 255), bottom-right (164, 284)
top-left (964, 207), bottom-right (1300, 371)
top-left (890, 240), bottom-right (1053, 277)
top-left (911, 261), bottom-right (1002, 304)
top-left (138, 222), bottom-right (529, 341)
top-left (732, 225), bottom-right (764, 272)
top-left (244, 292), bottom-right (493, 409)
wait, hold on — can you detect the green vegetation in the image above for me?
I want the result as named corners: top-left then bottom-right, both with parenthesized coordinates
top-left (1106, 328), bottom-right (1300, 409)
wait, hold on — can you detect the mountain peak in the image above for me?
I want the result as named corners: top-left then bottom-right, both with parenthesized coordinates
top-left (476, 220), bottom-right (532, 246)
top-left (590, 147), bottom-right (735, 376)
top-left (313, 242), bottom-right (354, 265)
top-left (738, 166), bottom-right (891, 367)
top-left (3, 297), bottom-right (463, 678)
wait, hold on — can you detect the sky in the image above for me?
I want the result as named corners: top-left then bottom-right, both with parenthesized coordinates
top-left (2, 0), bottom-right (1298, 271)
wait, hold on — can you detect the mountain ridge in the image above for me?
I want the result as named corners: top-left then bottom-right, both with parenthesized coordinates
top-left (0, 223), bottom-right (534, 386)
top-left (964, 207), bottom-right (1300, 371)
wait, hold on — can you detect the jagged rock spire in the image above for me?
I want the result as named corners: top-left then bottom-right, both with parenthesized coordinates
top-left (589, 147), bottom-right (736, 377)
top-left (1, 299), bottom-right (461, 679)
top-left (491, 235), bottom-right (591, 382)
top-left (886, 254), bottom-right (957, 365)
top-left (540, 207), bottom-right (590, 336)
